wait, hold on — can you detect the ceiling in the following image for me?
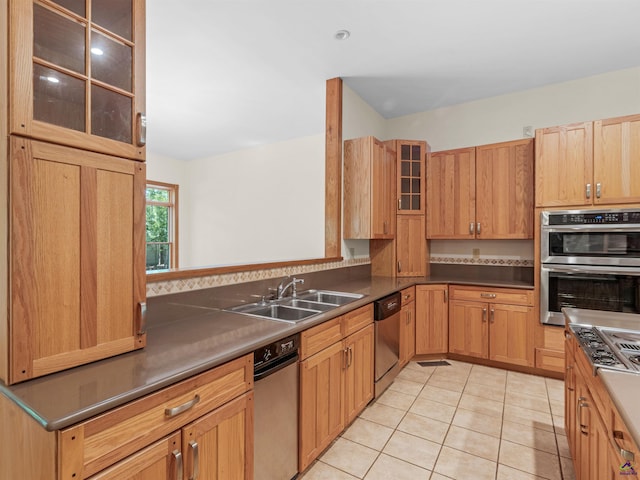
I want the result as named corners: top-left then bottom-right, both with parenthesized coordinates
top-left (146, 1), bottom-right (640, 161)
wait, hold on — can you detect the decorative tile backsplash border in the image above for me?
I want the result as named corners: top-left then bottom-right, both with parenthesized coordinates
top-left (147, 257), bottom-right (371, 297)
top-left (430, 255), bottom-right (534, 267)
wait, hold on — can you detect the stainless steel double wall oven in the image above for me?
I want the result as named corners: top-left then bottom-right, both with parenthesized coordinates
top-left (540, 209), bottom-right (640, 326)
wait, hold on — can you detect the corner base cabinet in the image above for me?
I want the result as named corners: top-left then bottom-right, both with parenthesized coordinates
top-left (415, 285), bottom-right (448, 355)
top-left (4, 137), bottom-right (146, 384)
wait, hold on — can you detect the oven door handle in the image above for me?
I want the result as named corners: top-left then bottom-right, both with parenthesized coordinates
top-left (542, 225), bottom-right (640, 232)
top-left (542, 264), bottom-right (640, 276)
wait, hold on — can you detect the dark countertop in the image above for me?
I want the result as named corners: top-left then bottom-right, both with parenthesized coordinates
top-left (563, 308), bottom-right (640, 449)
top-left (1, 269), bottom-right (533, 431)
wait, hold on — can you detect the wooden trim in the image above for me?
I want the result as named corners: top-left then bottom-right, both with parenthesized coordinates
top-left (80, 166), bottom-right (98, 349)
top-left (0, 0), bottom-right (8, 383)
top-left (148, 256), bottom-right (344, 282)
top-left (325, 77), bottom-right (342, 258)
top-left (133, 163), bottom-right (147, 345)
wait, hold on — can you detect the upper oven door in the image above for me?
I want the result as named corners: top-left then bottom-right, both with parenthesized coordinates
top-left (541, 224), bottom-right (640, 266)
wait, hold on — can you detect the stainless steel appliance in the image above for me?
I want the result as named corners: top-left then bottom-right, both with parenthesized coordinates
top-left (254, 334), bottom-right (299, 480)
top-left (569, 323), bottom-right (640, 374)
top-left (540, 209), bottom-right (640, 325)
top-left (374, 292), bottom-right (401, 397)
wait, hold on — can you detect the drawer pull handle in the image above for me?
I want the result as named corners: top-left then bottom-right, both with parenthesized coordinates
top-left (172, 449), bottom-right (183, 480)
top-left (480, 293), bottom-right (496, 299)
top-left (165, 394), bottom-right (201, 417)
top-left (613, 430), bottom-right (635, 462)
top-left (189, 440), bottom-right (200, 480)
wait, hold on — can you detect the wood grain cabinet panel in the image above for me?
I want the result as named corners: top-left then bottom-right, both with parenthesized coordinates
top-left (415, 285), bottom-right (448, 355)
top-left (344, 324), bottom-right (374, 425)
top-left (7, 137), bottom-right (146, 384)
top-left (488, 303), bottom-right (534, 367)
top-left (399, 287), bottom-right (416, 367)
top-left (343, 137), bottom-right (396, 239)
top-left (396, 214), bottom-right (427, 276)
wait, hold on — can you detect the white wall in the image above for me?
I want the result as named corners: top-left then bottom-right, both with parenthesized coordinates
top-left (184, 134), bottom-right (325, 267)
top-left (386, 67), bottom-right (640, 151)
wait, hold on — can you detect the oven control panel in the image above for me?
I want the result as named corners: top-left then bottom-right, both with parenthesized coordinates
top-left (547, 209), bottom-right (640, 225)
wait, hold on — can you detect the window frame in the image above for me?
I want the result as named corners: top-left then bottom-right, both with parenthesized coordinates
top-left (145, 180), bottom-right (179, 271)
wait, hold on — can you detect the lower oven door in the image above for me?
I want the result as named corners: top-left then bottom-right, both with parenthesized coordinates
top-left (541, 264), bottom-right (640, 325)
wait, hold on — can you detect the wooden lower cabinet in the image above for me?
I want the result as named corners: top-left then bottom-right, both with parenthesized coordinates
top-left (399, 287), bottom-right (416, 367)
top-left (0, 354), bottom-right (253, 480)
top-left (415, 285), bottom-right (448, 355)
top-left (448, 286), bottom-right (534, 367)
top-left (299, 305), bottom-right (374, 472)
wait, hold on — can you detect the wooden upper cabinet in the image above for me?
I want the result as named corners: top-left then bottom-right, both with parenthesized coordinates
top-left (343, 136), bottom-right (396, 239)
top-left (386, 140), bottom-right (427, 214)
top-left (7, 137), bottom-right (146, 384)
top-left (593, 114), bottom-right (640, 205)
top-left (9, 0), bottom-right (146, 161)
top-left (475, 139), bottom-right (533, 239)
top-left (426, 147), bottom-right (476, 239)
top-left (535, 122), bottom-right (593, 207)
top-left (396, 215), bottom-right (426, 276)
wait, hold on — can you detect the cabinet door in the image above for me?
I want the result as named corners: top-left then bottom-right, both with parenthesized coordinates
top-left (372, 140), bottom-right (396, 238)
top-left (535, 122), bottom-right (593, 207)
top-left (89, 433), bottom-right (182, 480)
top-left (575, 372), bottom-right (591, 480)
top-left (396, 140), bottom-right (425, 214)
top-left (415, 285), bottom-right (448, 355)
top-left (9, 138), bottom-right (146, 383)
top-left (448, 300), bottom-right (488, 358)
top-left (399, 302), bottom-right (415, 367)
top-left (10, 0), bottom-right (146, 160)
top-left (475, 139), bottom-right (534, 239)
top-left (427, 148), bottom-right (476, 238)
top-left (299, 341), bottom-right (345, 472)
top-left (181, 393), bottom-right (253, 480)
top-left (344, 324), bottom-right (374, 425)
top-left (565, 337), bottom-right (577, 461)
top-left (590, 405), bottom-right (612, 480)
top-left (594, 114), bottom-right (640, 205)
top-left (488, 303), bottom-right (534, 367)
top-left (396, 215), bottom-right (426, 276)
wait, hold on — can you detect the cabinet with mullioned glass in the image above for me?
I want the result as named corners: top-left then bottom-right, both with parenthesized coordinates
top-left (9, 0), bottom-right (146, 161)
top-left (388, 140), bottom-right (426, 214)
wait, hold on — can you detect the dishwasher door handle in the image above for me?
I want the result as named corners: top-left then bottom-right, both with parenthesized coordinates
top-left (254, 352), bottom-right (299, 381)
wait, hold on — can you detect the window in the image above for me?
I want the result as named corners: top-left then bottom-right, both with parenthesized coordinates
top-left (146, 181), bottom-right (178, 271)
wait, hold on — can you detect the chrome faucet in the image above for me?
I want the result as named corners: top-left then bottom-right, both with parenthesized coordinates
top-left (276, 276), bottom-right (305, 299)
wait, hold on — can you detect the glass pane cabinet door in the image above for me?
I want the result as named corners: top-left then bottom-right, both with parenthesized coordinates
top-left (397, 141), bottom-right (425, 213)
top-left (11, 0), bottom-right (145, 161)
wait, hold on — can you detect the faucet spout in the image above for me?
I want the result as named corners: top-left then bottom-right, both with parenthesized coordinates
top-left (276, 276), bottom-right (305, 299)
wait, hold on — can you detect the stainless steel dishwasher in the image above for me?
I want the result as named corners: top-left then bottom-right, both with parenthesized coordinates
top-left (254, 333), bottom-right (299, 480)
top-left (374, 292), bottom-right (401, 397)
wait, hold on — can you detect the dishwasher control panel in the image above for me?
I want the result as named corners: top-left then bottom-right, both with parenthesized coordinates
top-left (254, 334), bottom-right (299, 369)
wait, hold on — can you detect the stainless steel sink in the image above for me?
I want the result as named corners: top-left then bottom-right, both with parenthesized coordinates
top-left (297, 290), bottom-right (364, 306)
top-left (225, 289), bottom-right (364, 323)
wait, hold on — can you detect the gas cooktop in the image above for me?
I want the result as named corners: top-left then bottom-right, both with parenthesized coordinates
top-left (570, 324), bottom-right (640, 373)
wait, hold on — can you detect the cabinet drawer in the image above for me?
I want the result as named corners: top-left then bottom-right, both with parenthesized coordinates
top-left (400, 287), bottom-right (415, 306)
top-left (534, 348), bottom-right (565, 373)
top-left (59, 354), bottom-right (252, 479)
top-left (301, 317), bottom-right (343, 360)
top-left (342, 304), bottom-right (373, 337)
top-left (449, 285), bottom-right (533, 305)
top-left (611, 403), bottom-right (640, 463)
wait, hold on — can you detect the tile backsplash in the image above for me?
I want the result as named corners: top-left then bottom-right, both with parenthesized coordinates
top-left (147, 257), bottom-right (371, 297)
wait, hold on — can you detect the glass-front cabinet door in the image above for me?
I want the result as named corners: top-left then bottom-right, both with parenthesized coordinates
top-left (396, 140), bottom-right (426, 214)
top-left (10, 0), bottom-right (146, 161)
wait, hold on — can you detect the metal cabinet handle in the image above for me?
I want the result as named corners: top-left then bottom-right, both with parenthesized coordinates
top-left (490, 308), bottom-right (495, 323)
top-left (172, 450), bottom-right (183, 480)
top-left (383, 221), bottom-right (388, 235)
top-left (586, 183), bottom-right (591, 199)
top-left (136, 112), bottom-right (147, 147)
top-left (137, 302), bottom-right (147, 335)
top-left (444, 289), bottom-right (448, 303)
top-left (165, 394), bottom-right (201, 417)
top-left (189, 440), bottom-right (200, 480)
top-left (613, 430), bottom-right (635, 462)
top-left (398, 261), bottom-right (402, 272)
top-left (398, 198), bottom-right (402, 210)
top-left (476, 223), bottom-right (481, 235)
top-left (596, 182), bottom-right (602, 199)
top-left (469, 222), bottom-right (475, 235)
top-left (566, 365), bottom-right (574, 391)
top-left (482, 308), bottom-right (487, 322)
top-left (480, 293), bottom-right (496, 299)
top-left (577, 396), bottom-right (588, 435)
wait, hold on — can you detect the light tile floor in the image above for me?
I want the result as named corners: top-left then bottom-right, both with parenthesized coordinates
top-left (299, 360), bottom-right (575, 480)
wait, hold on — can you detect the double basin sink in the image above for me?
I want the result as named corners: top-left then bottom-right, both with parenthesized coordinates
top-left (226, 290), bottom-right (364, 323)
